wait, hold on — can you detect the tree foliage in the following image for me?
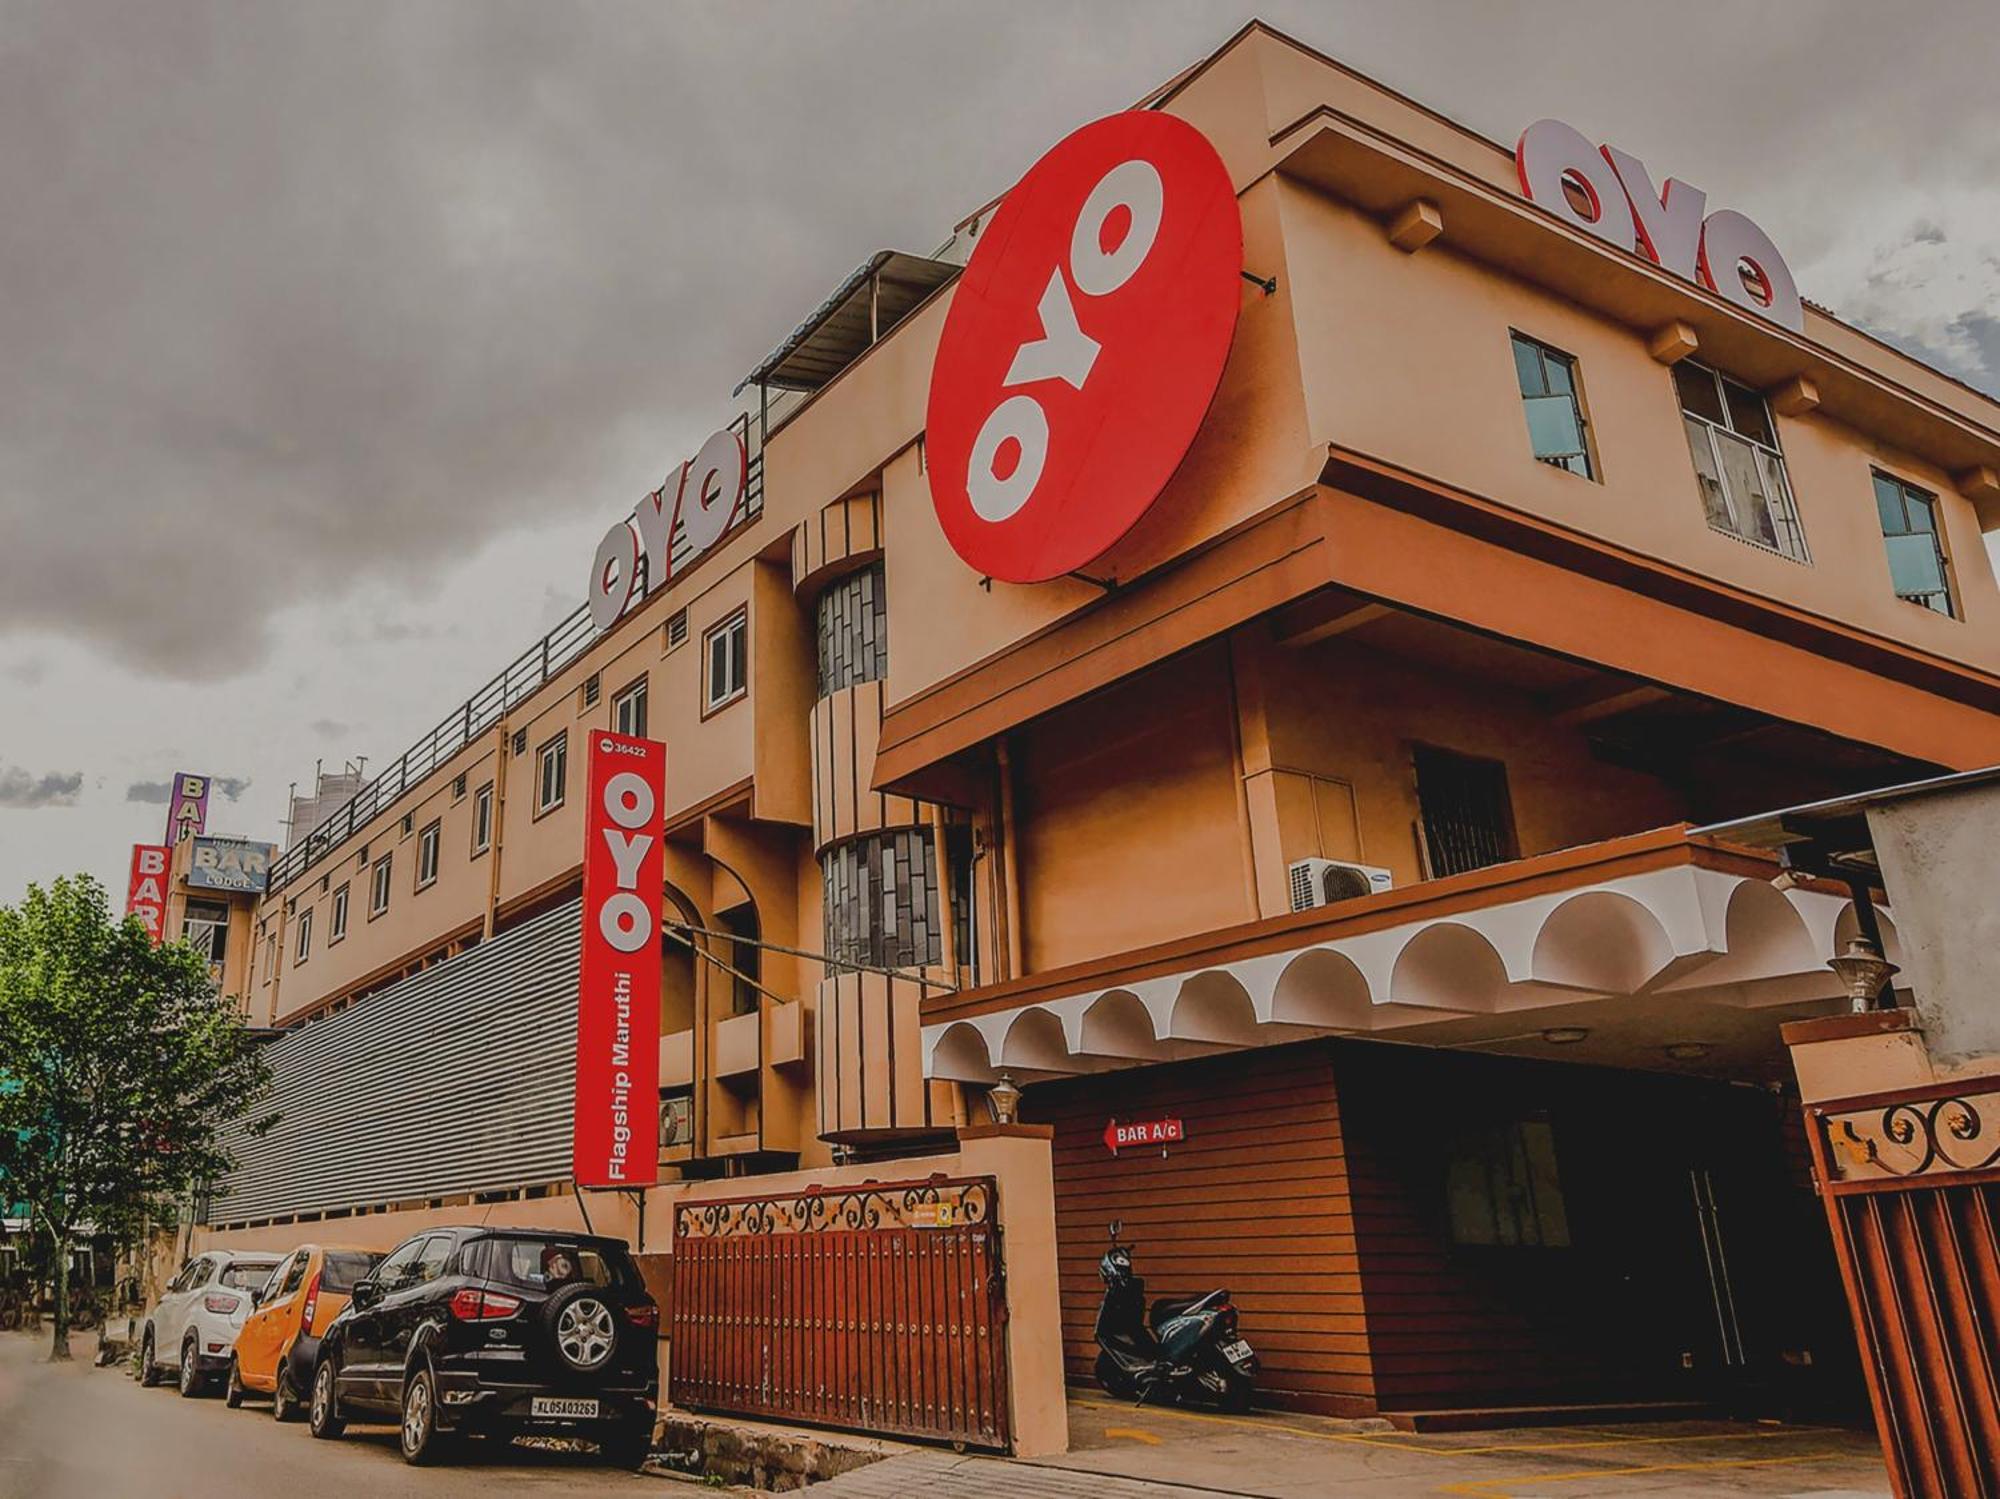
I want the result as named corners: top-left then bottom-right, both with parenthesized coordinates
top-left (0, 874), bottom-right (272, 1358)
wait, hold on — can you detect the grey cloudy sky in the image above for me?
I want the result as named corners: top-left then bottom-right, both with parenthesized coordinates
top-left (3, 0), bottom-right (1998, 906)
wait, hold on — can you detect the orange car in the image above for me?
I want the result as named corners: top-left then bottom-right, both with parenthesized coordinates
top-left (225, 1244), bottom-right (382, 1419)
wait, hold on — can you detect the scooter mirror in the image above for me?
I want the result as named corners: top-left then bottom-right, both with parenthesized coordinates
top-left (1107, 1219), bottom-right (1122, 1241)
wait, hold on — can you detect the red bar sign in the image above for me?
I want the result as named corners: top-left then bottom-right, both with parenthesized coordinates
top-left (125, 844), bottom-right (170, 945)
top-left (573, 732), bottom-right (665, 1188)
top-left (1103, 1117), bottom-right (1185, 1156)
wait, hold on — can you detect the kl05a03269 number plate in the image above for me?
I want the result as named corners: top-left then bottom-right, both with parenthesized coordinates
top-left (1221, 1340), bottom-right (1253, 1365)
top-left (530, 1396), bottom-right (600, 1419)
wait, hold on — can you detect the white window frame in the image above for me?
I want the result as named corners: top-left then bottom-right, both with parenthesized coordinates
top-left (613, 675), bottom-right (649, 739)
top-left (416, 819), bottom-right (441, 890)
top-left (703, 609), bottom-right (749, 714)
top-left (294, 907), bottom-right (313, 966)
top-left (369, 854), bottom-right (393, 918)
top-left (471, 783), bottom-right (494, 856)
top-left (329, 884), bottom-right (349, 945)
top-left (1675, 360), bottom-right (1809, 563)
top-left (535, 732), bottom-right (567, 816)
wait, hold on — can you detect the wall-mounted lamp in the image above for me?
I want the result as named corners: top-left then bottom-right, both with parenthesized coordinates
top-left (1828, 936), bottom-right (1899, 1015)
top-left (985, 1072), bottom-right (1022, 1126)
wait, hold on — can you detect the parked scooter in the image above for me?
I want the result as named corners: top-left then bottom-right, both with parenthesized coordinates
top-left (1093, 1221), bottom-right (1256, 1410)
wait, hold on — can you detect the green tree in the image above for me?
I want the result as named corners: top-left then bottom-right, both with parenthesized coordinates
top-left (0, 874), bottom-right (271, 1360)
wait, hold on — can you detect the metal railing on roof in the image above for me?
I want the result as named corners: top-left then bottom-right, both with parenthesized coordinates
top-left (267, 416), bottom-right (764, 897)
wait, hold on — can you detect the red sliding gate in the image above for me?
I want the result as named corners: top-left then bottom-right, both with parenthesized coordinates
top-left (668, 1176), bottom-right (1010, 1450)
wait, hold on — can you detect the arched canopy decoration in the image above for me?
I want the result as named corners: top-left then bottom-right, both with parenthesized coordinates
top-left (919, 836), bottom-right (1874, 1083)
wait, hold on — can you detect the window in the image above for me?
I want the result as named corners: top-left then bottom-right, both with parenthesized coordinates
top-left (416, 820), bottom-right (441, 889)
top-left (1413, 745), bottom-right (1517, 879)
top-left (703, 610), bottom-right (748, 712)
top-left (400, 813), bottom-right (413, 837)
top-left (452, 772), bottom-right (467, 800)
top-left (374, 1236), bottom-right (427, 1288)
top-left (181, 899), bottom-right (230, 967)
top-left (1509, 333), bottom-right (1594, 478)
top-left (1673, 361), bottom-right (1808, 562)
top-left (581, 672), bottom-right (601, 708)
top-left (822, 829), bottom-right (943, 970)
top-left (1872, 471), bottom-right (1954, 616)
top-left (330, 884), bottom-right (349, 944)
top-left (665, 609), bottom-right (689, 651)
top-left (471, 783), bottom-right (494, 855)
top-left (511, 727), bottom-right (527, 758)
top-left (293, 908), bottom-right (313, 965)
top-left (535, 732), bottom-right (567, 815)
top-left (816, 563), bottom-right (889, 697)
top-left (369, 853), bottom-right (393, 917)
top-left (613, 676), bottom-right (649, 738)
top-left (278, 1252), bottom-right (310, 1298)
top-left (717, 904), bottom-right (761, 1015)
top-left (1445, 1118), bottom-right (1571, 1249)
top-left (411, 1234), bottom-right (454, 1283)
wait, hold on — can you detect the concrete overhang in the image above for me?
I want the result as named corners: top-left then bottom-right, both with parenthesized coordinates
top-left (1271, 106), bottom-right (2000, 518)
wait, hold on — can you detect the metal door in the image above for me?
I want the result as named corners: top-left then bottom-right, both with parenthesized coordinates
top-left (669, 1176), bottom-right (1009, 1450)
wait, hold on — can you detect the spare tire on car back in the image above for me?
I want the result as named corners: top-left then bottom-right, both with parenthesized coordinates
top-left (539, 1281), bottom-right (618, 1374)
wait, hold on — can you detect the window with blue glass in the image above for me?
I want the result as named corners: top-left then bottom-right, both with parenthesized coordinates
top-left (1510, 332), bottom-right (1594, 478)
top-left (1873, 471), bottom-right (1955, 617)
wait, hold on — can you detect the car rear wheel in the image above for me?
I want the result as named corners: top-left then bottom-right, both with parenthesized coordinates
top-left (177, 1339), bottom-right (204, 1398)
top-left (542, 1282), bottom-right (618, 1374)
top-left (272, 1364), bottom-right (301, 1422)
top-left (308, 1359), bottom-right (345, 1440)
top-left (224, 1356), bottom-right (246, 1408)
top-left (138, 1330), bottom-right (162, 1387)
top-left (399, 1365), bottom-right (453, 1466)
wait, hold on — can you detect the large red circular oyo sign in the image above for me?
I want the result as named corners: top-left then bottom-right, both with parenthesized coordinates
top-left (926, 111), bottom-right (1242, 583)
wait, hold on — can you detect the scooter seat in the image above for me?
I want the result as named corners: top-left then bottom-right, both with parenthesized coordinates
top-left (1151, 1291), bottom-right (1224, 1325)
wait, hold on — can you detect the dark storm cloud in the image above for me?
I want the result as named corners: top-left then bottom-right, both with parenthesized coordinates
top-left (0, 768), bottom-right (84, 809)
top-left (4, 0), bottom-right (2000, 686)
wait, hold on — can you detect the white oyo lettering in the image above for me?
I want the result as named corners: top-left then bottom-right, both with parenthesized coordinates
top-left (968, 394), bottom-right (1049, 523)
top-left (602, 770), bottom-right (655, 830)
top-left (584, 426), bottom-right (747, 633)
top-left (600, 828), bottom-right (652, 890)
top-left (1516, 119), bottom-right (1803, 334)
top-left (587, 522), bottom-right (640, 633)
top-left (1069, 158), bottom-right (1164, 297)
top-left (964, 155), bottom-right (1163, 527)
top-left (1003, 270), bottom-right (1100, 391)
top-left (1600, 144), bottom-right (1704, 279)
top-left (598, 892), bottom-right (652, 953)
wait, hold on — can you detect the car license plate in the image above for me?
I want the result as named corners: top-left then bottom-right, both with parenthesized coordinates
top-left (1221, 1339), bottom-right (1253, 1365)
top-left (530, 1396), bottom-right (600, 1419)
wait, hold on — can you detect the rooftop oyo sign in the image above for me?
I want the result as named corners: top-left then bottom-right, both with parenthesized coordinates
top-left (1514, 119), bottom-right (1803, 334)
top-left (586, 427), bottom-right (747, 634)
top-left (926, 110), bottom-right (1243, 584)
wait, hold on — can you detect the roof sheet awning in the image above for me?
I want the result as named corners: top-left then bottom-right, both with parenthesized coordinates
top-left (736, 250), bottom-right (959, 396)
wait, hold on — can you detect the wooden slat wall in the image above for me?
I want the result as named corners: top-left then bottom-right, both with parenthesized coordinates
top-left (1025, 1041), bottom-right (1380, 1416)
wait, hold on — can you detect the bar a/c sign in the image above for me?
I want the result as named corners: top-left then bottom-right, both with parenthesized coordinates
top-left (1104, 1117), bottom-right (1185, 1156)
top-left (573, 732), bottom-right (666, 1188)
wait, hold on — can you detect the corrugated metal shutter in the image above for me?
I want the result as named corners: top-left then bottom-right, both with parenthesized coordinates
top-left (211, 900), bottom-right (581, 1225)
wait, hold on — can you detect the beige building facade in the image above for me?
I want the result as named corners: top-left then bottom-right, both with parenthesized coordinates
top-left (200, 22), bottom-right (2000, 1430)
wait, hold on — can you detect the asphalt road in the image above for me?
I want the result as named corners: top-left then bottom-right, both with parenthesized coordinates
top-left (0, 1329), bottom-right (662, 1499)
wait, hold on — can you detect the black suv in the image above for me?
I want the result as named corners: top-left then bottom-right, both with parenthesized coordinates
top-left (306, 1226), bottom-right (658, 1467)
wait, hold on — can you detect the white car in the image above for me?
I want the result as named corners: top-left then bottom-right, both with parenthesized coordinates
top-left (140, 1249), bottom-right (282, 1397)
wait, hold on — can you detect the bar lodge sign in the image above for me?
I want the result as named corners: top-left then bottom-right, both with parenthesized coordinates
top-left (1104, 1117), bottom-right (1186, 1156)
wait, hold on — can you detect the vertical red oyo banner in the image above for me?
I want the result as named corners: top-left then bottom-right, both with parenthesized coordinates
top-left (125, 844), bottom-right (170, 944)
top-left (573, 731), bottom-right (666, 1189)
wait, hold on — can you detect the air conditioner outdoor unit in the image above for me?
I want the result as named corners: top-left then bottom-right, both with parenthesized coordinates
top-left (659, 1094), bottom-right (694, 1149)
top-left (1288, 857), bottom-right (1394, 912)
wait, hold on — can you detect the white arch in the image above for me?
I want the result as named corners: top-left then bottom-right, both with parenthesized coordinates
top-left (998, 1007), bottom-right (1077, 1073)
top-left (927, 1021), bottom-right (996, 1082)
top-left (1075, 989), bottom-right (1160, 1059)
top-left (1164, 970), bottom-right (1262, 1045)
top-left (1388, 921), bottom-right (1510, 1013)
top-left (1530, 889), bottom-right (1676, 994)
top-left (1269, 947), bottom-right (1376, 1029)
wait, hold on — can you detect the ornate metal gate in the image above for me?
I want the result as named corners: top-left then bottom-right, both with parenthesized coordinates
top-left (1811, 1081), bottom-right (2000, 1498)
top-left (669, 1176), bottom-right (1010, 1450)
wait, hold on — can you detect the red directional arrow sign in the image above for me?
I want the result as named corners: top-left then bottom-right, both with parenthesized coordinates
top-left (1103, 1117), bottom-right (1185, 1156)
